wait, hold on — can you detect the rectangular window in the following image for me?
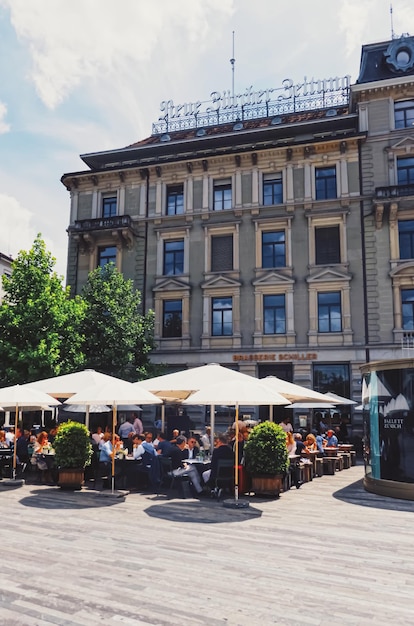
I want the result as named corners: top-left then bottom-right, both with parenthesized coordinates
top-left (263, 294), bottom-right (286, 334)
top-left (399, 221), bottom-right (414, 259)
top-left (163, 240), bottom-right (184, 275)
top-left (262, 231), bottom-right (286, 268)
top-left (397, 157), bottom-right (414, 185)
top-left (211, 235), bottom-right (233, 272)
top-left (395, 100), bottom-right (414, 129)
top-left (402, 289), bottom-right (414, 330)
top-left (213, 179), bottom-right (232, 211)
top-left (166, 185), bottom-right (184, 216)
top-left (98, 246), bottom-right (117, 267)
top-left (315, 166), bottom-right (337, 200)
top-left (313, 363), bottom-right (350, 397)
top-left (315, 225), bottom-right (341, 264)
top-left (318, 291), bottom-right (342, 332)
top-left (263, 173), bottom-right (283, 205)
top-left (102, 196), bottom-right (117, 218)
top-left (163, 300), bottom-right (182, 338)
top-left (212, 297), bottom-right (233, 336)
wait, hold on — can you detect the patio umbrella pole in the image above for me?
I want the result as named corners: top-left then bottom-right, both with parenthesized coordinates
top-left (12, 402), bottom-right (18, 479)
top-left (210, 403), bottom-right (215, 451)
top-left (85, 405), bottom-right (90, 432)
top-left (269, 405), bottom-right (273, 422)
top-left (111, 404), bottom-right (116, 493)
top-left (234, 404), bottom-right (239, 502)
top-left (161, 403), bottom-right (165, 432)
top-left (223, 401), bottom-right (249, 509)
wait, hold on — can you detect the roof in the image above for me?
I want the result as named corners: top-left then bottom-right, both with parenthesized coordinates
top-left (76, 106), bottom-right (358, 173)
top-left (357, 35), bottom-right (414, 84)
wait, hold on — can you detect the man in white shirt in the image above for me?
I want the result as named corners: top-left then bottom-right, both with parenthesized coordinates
top-left (131, 434), bottom-right (145, 460)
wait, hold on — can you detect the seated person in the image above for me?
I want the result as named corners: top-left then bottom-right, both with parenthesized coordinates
top-left (294, 433), bottom-right (306, 455)
top-left (169, 429), bottom-right (180, 444)
top-left (155, 432), bottom-right (173, 456)
top-left (131, 434), bottom-right (145, 460)
top-left (303, 433), bottom-right (317, 452)
top-left (202, 432), bottom-right (233, 487)
top-left (182, 436), bottom-right (199, 460)
top-left (169, 436), bottom-right (204, 496)
top-left (286, 431), bottom-right (297, 456)
top-left (326, 429), bottom-right (338, 447)
top-left (316, 433), bottom-right (326, 455)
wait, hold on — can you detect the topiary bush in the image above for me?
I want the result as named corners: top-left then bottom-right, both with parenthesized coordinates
top-left (53, 421), bottom-right (92, 469)
top-left (244, 421), bottom-right (289, 476)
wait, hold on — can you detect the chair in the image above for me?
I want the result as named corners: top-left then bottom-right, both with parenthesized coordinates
top-left (159, 456), bottom-right (174, 488)
top-left (211, 460), bottom-right (234, 500)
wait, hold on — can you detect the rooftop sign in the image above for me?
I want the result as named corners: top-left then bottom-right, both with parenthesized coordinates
top-left (152, 75), bottom-right (351, 135)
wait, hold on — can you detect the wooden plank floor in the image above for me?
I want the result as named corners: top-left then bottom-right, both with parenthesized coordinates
top-left (1, 465), bottom-right (414, 626)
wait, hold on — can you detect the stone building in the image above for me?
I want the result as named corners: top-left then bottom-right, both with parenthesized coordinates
top-left (61, 35), bottom-right (414, 423)
top-left (0, 252), bottom-right (12, 302)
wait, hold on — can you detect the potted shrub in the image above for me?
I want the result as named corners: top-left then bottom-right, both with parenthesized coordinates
top-left (53, 421), bottom-right (93, 490)
top-left (244, 421), bottom-right (289, 497)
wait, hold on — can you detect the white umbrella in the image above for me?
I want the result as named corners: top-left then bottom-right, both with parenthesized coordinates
top-left (65, 378), bottom-right (161, 492)
top-left (63, 404), bottom-right (110, 413)
top-left (117, 405), bottom-right (142, 412)
top-left (288, 402), bottom-right (336, 409)
top-left (62, 403), bottom-right (111, 434)
top-left (260, 376), bottom-right (333, 420)
top-left (23, 369), bottom-right (128, 399)
top-left (183, 377), bottom-right (290, 504)
top-left (0, 385), bottom-right (61, 479)
top-left (136, 363), bottom-right (257, 445)
top-left (324, 392), bottom-right (357, 405)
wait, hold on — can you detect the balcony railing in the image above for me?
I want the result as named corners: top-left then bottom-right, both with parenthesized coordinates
top-left (69, 215), bottom-right (132, 232)
top-left (375, 184), bottom-right (414, 199)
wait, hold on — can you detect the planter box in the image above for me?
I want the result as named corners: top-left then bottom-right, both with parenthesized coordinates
top-left (58, 469), bottom-right (85, 490)
top-left (251, 474), bottom-right (283, 497)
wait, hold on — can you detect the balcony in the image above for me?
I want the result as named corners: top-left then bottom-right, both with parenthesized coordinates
top-left (375, 184), bottom-right (414, 199)
top-left (68, 215), bottom-right (135, 251)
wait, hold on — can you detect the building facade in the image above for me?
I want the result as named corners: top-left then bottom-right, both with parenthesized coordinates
top-left (61, 35), bottom-right (414, 420)
top-left (0, 252), bottom-right (12, 302)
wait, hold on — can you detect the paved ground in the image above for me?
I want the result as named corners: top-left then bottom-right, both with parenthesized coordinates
top-left (1, 464), bottom-right (414, 626)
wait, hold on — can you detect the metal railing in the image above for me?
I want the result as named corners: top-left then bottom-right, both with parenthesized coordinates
top-left (69, 215), bottom-right (132, 232)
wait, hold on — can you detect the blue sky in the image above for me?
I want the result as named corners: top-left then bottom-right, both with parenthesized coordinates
top-left (0, 0), bottom-right (413, 280)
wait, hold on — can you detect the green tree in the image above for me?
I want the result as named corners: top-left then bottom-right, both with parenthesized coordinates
top-left (0, 235), bottom-right (86, 386)
top-left (80, 263), bottom-right (155, 380)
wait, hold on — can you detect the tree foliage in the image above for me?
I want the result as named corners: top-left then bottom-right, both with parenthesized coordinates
top-left (53, 420), bottom-right (92, 469)
top-left (80, 263), bottom-right (155, 380)
top-left (0, 235), bottom-right (85, 386)
top-left (244, 421), bottom-right (289, 475)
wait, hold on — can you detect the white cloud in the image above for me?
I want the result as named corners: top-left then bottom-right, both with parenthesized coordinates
top-left (0, 194), bottom-right (37, 260)
top-left (0, 101), bottom-right (10, 134)
top-left (2, 0), bottom-right (234, 110)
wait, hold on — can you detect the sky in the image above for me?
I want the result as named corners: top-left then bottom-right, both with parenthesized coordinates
top-left (0, 0), bottom-right (413, 280)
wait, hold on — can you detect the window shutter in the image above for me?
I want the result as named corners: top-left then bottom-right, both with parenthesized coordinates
top-left (211, 235), bottom-right (233, 271)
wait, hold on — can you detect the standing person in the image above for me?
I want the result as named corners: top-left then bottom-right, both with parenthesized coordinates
top-left (133, 412), bottom-right (144, 436)
top-left (200, 426), bottom-right (211, 453)
top-left (118, 417), bottom-right (135, 452)
top-left (338, 418), bottom-right (349, 443)
top-left (280, 417), bottom-right (293, 433)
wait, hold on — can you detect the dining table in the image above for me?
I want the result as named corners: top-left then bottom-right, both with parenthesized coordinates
top-left (323, 446), bottom-right (339, 457)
